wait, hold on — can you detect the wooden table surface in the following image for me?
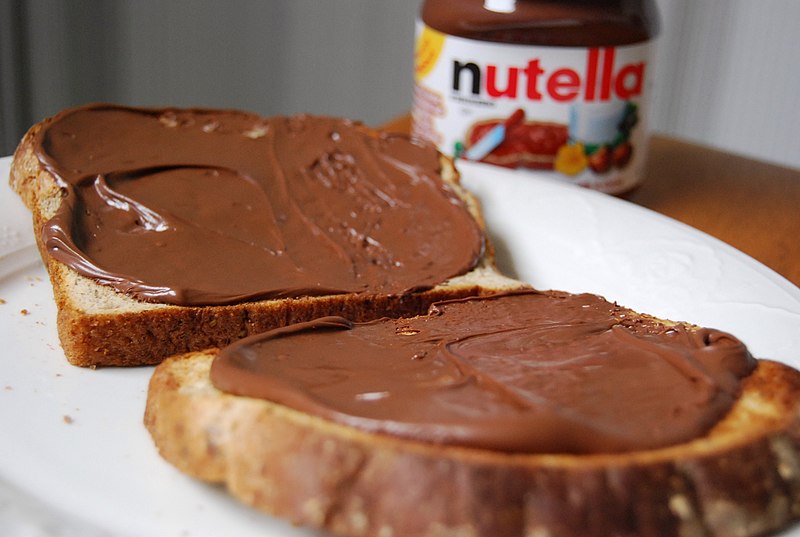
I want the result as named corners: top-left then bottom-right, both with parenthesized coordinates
top-left (381, 115), bottom-right (800, 289)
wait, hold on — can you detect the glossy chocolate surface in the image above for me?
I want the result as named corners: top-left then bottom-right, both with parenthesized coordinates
top-left (422, 0), bottom-right (659, 46)
top-left (33, 104), bottom-right (484, 305)
top-left (211, 291), bottom-right (755, 454)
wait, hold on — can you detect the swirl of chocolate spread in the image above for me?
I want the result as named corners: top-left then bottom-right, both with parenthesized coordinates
top-left (33, 104), bottom-right (484, 306)
top-left (210, 291), bottom-right (756, 454)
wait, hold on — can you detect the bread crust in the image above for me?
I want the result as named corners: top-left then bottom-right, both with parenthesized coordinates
top-left (10, 117), bottom-right (523, 367)
top-left (144, 352), bottom-right (800, 537)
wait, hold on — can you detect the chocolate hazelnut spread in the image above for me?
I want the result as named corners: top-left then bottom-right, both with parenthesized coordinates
top-left (32, 104), bottom-right (484, 306)
top-left (210, 291), bottom-right (756, 454)
top-left (421, 0), bottom-right (659, 46)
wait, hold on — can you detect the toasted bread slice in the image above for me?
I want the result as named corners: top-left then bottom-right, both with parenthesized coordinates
top-left (145, 352), bottom-right (800, 537)
top-left (9, 109), bottom-right (523, 367)
top-left (145, 327), bottom-right (800, 536)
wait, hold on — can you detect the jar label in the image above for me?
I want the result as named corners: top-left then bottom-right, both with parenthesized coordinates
top-left (411, 21), bottom-right (654, 194)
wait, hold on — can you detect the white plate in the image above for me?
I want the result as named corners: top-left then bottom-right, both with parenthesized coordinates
top-left (1, 155), bottom-right (799, 537)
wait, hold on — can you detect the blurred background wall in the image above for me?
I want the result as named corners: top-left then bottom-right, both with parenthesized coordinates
top-left (1, 0), bottom-right (798, 169)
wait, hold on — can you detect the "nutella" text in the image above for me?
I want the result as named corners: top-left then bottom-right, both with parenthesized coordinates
top-left (452, 47), bottom-right (645, 103)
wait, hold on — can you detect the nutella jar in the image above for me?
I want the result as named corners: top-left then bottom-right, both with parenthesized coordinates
top-left (412, 0), bottom-right (659, 194)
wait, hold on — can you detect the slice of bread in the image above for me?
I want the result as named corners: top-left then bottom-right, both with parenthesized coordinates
top-left (144, 301), bottom-right (800, 537)
top-left (144, 354), bottom-right (800, 537)
top-left (9, 107), bottom-right (523, 367)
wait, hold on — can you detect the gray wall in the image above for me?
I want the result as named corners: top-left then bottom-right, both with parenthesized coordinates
top-left (651, 0), bottom-right (800, 169)
top-left (0, 0), bottom-right (423, 155)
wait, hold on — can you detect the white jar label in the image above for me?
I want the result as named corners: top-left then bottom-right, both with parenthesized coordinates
top-left (411, 21), bottom-right (654, 194)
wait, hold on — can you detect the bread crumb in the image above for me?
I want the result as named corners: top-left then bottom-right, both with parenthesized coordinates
top-left (243, 125), bottom-right (269, 139)
top-left (0, 298), bottom-right (6, 304)
top-left (63, 415), bottom-right (74, 424)
top-left (20, 309), bottom-right (29, 315)
top-left (3, 385), bottom-right (12, 391)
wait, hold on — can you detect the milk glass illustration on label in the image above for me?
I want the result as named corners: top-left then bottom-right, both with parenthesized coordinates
top-left (412, 23), bottom-right (653, 194)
